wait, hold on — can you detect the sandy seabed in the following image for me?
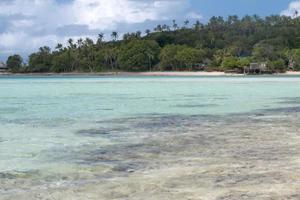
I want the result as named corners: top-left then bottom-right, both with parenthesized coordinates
top-left (1, 106), bottom-right (300, 200)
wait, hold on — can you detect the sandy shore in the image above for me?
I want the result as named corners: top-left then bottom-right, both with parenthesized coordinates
top-left (135, 71), bottom-right (229, 76)
top-left (1, 71), bottom-right (300, 77)
top-left (284, 71), bottom-right (300, 75)
top-left (142, 71), bottom-right (300, 76)
top-left (0, 71), bottom-right (229, 77)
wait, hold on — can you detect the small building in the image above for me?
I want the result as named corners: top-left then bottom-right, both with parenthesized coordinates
top-left (288, 60), bottom-right (295, 71)
top-left (0, 62), bottom-right (8, 72)
top-left (244, 62), bottom-right (268, 74)
top-left (192, 63), bottom-right (207, 71)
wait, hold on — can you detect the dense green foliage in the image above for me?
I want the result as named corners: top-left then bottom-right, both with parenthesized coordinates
top-left (286, 49), bottom-right (300, 70)
top-left (6, 55), bottom-right (23, 72)
top-left (28, 47), bottom-right (52, 72)
top-left (118, 40), bottom-right (160, 71)
top-left (5, 15), bottom-right (300, 73)
top-left (159, 45), bottom-right (205, 71)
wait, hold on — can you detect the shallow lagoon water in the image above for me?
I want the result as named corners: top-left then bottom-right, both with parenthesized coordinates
top-left (1, 76), bottom-right (300, 199)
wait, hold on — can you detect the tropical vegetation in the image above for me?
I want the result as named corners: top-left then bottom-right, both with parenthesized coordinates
top-left (4, 14), bottom-right (300, 73)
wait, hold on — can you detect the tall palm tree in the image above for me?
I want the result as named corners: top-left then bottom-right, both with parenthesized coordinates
top-left (98, 33), bottom-right (104, 40)
top-left (55, 43), bottom-right (63, 52)
top-left (154, 25), bottom-right (162, 32)
top-left (146, 50), bottom-right (154, 71)
top-left (172, 19), bottom-right (178, 30)
top-left (104, 47), bottom-right (119, 71)
top-left (184, 20), bottom-right (190, 28)
top-left (77, 38), bottom-right (83, 63)
top-left (77, 38), bottom-right (83, 48)
top-left (68, 38), bottom-right (74, 48)
top-left (67, 38), bottom-right (76, 71)
top-left (194, 20), bottom-right (203, 31)
top-left (145, 29), bottom-right (151, 35)
top-left (162, 24), bottom-right (170, 31)
top-left (84, 38), bottom-right (95, 72)
top-left (97, 33), bottom-right (104, 46)
top-left (136, 31), bottom-right (142, 38)
top-left (294, 10), bottom-right (299, 18)
top-left (123, 33), bottom-right (130, 41)
top-left (111, 31), bottom-right (118, 41)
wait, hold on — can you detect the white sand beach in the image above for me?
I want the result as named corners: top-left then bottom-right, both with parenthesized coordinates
top-left (135, 71), bottom-right (228, 76)
top-left (1, 71), bottom-right (300, 77)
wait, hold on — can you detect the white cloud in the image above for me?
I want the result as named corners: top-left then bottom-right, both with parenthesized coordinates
top-left (0, 0), bottom-right (201, 61)
top-left (72, 0), bottom-right (188, 30)
top-left (186, 11), bottom-right (203, 19)
top-left (0, 32), bottom-right (25, 49)
top-left (281, 1), bottom-right (300, 17)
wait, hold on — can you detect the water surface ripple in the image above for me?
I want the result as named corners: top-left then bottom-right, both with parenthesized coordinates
top-left (1, 76), bottom-right (300, 199)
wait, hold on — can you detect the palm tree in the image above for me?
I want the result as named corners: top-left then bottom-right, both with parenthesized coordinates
top-left (184, 20), bottom-right (190, 28)
top-left (294, 10), bottom-right (299, 18)
top-left (123, 33), bottom-right (130, 41)
top-left (154, 25), bottom-right (162, 32)
top-left (172, 19), bottom-right (178, 30)
top-left (83, 38), bottom-right (95, 72)
top-left (97, 33), bottom-right (104, 46)
top-left (111, 31), bottom-right (118, 41)
top-left (145, 29), bottom-right (151, 35)
top-left (77, 38), bottom-right (83, 48)
top-left (194, 20), bottom-right (202, 31)
top-left (136, 31), bottom-right (142, 38)
top-left (252, 14), bottom-right (262, 24)
top-left (228, 15), bottom-right (239, 25)
top-left (68, 38), bottom-right (74, 48)
top-left (77, 38), bottom-right (83, 63)
top-left (39, 46), bottom-right (51, 54)
top-left (104, 47), bottom-right (119, 71)
top-left (55, 43), bottom-right (63, 51)
top-left (162, 24), bottom-right (170, 31)
top-left (146, 50), bottom-right (154, 71)
top-left (67, 38), bottom-right (76, 71)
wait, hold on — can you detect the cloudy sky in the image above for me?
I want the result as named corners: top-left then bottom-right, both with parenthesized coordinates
top-left (0, 0), bottom-right (299, 62)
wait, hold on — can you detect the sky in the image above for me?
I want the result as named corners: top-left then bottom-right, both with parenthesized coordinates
top-left (0, 0), bottom-right (300, 62)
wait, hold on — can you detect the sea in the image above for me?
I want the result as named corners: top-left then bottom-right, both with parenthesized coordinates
top-left (0, 76), bottom-right (300, 199)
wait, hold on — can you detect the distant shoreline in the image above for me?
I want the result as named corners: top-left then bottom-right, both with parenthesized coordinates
top-left (1, 71), bottom-right (300, 77)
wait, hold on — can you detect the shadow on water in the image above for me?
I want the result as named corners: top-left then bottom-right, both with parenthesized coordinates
top-left (75, 127), bottom-right (129, 137)
top-left (257, 106), bottom-right (300, 113)
top-left (175, 104), bottom-right (219, 108)
top-left (75, 128), bottom-right (111, 137)
top-left (277, 97), bottom-right (300, 105)
top-left (66, 105), bottom-right (300, 176)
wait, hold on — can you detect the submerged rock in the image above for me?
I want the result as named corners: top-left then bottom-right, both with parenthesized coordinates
top-left (76, 128), bottom-right (111, 136)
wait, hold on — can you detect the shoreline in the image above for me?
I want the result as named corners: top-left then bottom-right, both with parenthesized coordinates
top-left (1, 71), bottom-right (300, 77)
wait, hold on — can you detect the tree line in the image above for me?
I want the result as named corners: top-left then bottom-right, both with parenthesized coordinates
top-left (5, 14), bottom-right (300, 73)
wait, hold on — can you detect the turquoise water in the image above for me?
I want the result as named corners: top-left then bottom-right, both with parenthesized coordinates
top-left (1, 76), bottom-right (300, 177)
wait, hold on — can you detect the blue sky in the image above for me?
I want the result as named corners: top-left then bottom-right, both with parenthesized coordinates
top-left (0, 0), bottom-right (299, 62)
top-left (194, 0), bottom-right (292, 21)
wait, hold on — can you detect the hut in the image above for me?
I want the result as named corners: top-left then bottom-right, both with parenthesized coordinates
top-left (192, 63), bottom-right (207, 71)
top-left (244, 62), bottom-right (268, 74)
top-left (0, 62), bottom-right (8, 72)
top-left (288, 60), bottom-right (295, 71)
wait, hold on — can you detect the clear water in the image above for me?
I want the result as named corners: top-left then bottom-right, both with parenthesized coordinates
top-left (1, 76), bottom-right (300, 198)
